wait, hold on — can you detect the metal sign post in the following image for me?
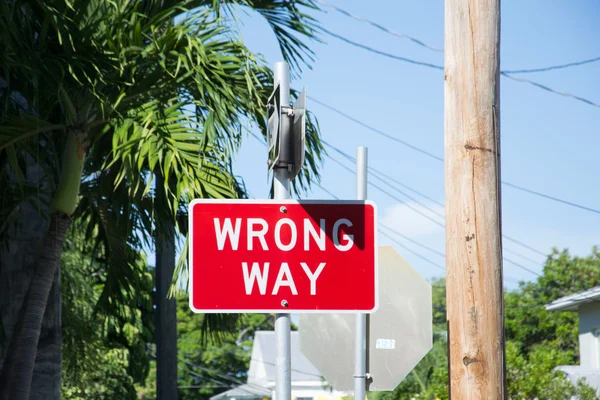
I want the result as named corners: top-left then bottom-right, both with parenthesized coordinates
top-left (298, 149), bottom-right (432, 393)
top-left (355, 147), bottom-right (368, 400)
top-left (190, 61), bottom-right (380, 399)
top-left (273, 61), bottom-right (292, 400)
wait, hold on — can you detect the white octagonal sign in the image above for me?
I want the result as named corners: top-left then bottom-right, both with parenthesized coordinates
top-left (299, 246), bottom-right (433, 391)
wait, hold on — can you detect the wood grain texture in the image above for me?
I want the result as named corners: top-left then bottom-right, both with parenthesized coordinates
top-left (444, 0), bottom-right (506, 398)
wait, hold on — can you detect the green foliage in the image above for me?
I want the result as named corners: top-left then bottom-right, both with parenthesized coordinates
top-left (505, 340), bottom-right (598, 400)
top-left (61, 227), bottom-right (154, 399)
top-left (1, 0), bottom-right (325, 303)
top-left (136, 295), bottom-right (275, 399)
top-left (62, 349), bottom-right (138, 400)
top-left (372, 248), bottom-right (600, 400)
top-left (505, 247), bottom-right (600, 359)
top-left (1, 0), bottom-right (324, 396)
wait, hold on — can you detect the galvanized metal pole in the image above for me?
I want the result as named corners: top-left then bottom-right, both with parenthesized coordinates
top-left (273, 61), bottom-right (292, 400)
top-left (354, 147), bottom-right (368, 400)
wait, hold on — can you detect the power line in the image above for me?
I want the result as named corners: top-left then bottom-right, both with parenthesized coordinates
top-left (318, 0), bottom-right (600, 75)
top-left (315, 181), bottom-right (530, 281)
top-left (252, 120), bottom-right (541, 277)
top-left (310, 97), bottom-right (444, 161)
top-left (178, 355), bottom-right (273, 393)
top-left (315, 181), bottom-right (340, 200)
top-left (503, 236), bottom-right (548, 257)
top-left (378, 228), bottom-right (445, 271)
top-left (320, 26), bottom-right (444, 71)
top-left (501, 72), bottom-right (600, 108)
top-left (324, 153), bottom-right (543, 277)
top-left (378, 223), bottom-right (444, 259)
top-left (320, 27), bottom-right (600, 109)
top-left (502, 56), bottom-right (600, 74)
top-left (323, 140), bottom-right (445, 207)
top-left (330, 153), bottom-right (445, 219)
top-left (504, 257), bottom-right (542, 277)
top-left (503, 182), bottom-right (600, 215)
top-left (320, 142), bottom-right (549, 259)
top-left (250, 132), bottom-right (449, 270)
top-left (327, 154), bottom-right (445, 227)
top-left (315, 0), bottom-right (443, 52)
top-left (210, 346), bottom-right (323, 378)
top-left (252, 132), bottom-right (449, 271)
top-left (503, 247), bottom-right (544, 265)
top-left (380, 222), bottom-right (445, 258)
top-left (311, 97), bottom-right (600, 216)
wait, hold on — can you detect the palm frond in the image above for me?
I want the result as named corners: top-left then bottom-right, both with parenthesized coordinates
top-left (209, 0), bottom-right (322, 76)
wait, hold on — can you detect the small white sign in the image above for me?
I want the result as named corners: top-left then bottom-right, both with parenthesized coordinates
top-left (376, 339), bottom-right (395, 349)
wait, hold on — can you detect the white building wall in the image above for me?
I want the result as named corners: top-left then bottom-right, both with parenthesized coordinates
top-left (578, 303), bottom-right (600, 369)
top-left (270, 383), bottom-right (349, 400)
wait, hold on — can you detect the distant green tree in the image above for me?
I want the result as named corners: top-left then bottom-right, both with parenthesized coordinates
top-left (370, 248), bottom-right (600, 400)
top-left (138, 295), bottom-right (275, 399)
top-left (60, 226), bottom-right (154, 399)
top-left (506, 341), bottom-right (597, 400)
top-left (505, 247), bottom-right (600, 359)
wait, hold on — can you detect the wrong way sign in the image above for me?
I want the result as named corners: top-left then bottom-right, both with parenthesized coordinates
top-left (189, 199), bottom-right (377, 313)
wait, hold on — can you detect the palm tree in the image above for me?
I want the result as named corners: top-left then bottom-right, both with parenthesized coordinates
top-left (0, 1), bottom-right (324, 398)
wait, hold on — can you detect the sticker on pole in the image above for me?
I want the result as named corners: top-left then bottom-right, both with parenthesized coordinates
top-left (188, 200), bottom-right (378, 313)
top-left (376, 339), bottom-right (396, 349)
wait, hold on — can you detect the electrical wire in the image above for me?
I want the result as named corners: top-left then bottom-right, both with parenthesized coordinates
top-left (320, 27), bottom-right (600, 109)
top-left (378, 228), bottom-right (445, 271)
top-left (311, 97), bottom-right (600, 215)
top-left (327, 154), bottom-right (445, 227)
top-left (250, 132), bottom-right (450, 273)
top-left (503, 181), bottom-right (600, 215)
top-left (322, 143), bottom-right (547, 259)
top-left (315, 181), bottom-right (531, 282)
top-left (325, 152), bottom-right (543, 277)
top-left (323, 140), bottom-right (445, 207)
top-left (312, 97), bottom-right (444, 161)
top-left (321, 26), bottom-right (444, 71)
top-left (316, 0), bottom-right (443, 52)
top-left (503, 247), bottom-right (544, 265)
top-left (502, 56), bottom-right (600, 74)
top-left (502, 236), bottom-right (548, 257)
top-left (504, 257), bottom-right (542, 277)
top-left (251, 130), bottom-right (541, 277)
top-left (317, 0), bottom-right (600, 75)
top-left (380, 222), bottom-right (445, 258)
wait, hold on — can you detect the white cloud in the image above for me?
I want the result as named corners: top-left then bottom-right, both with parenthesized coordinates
top-left (380, 201), bottom-right (445, 238)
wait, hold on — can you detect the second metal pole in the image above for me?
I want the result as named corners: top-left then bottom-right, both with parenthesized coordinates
top-left (274, 61), bottom-right (292, 400)
top-left (354, 147), bottom-right (368, 400)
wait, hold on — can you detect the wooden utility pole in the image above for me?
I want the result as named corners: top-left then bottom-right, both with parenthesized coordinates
top-left (444, 0), bottom-right (506, 399)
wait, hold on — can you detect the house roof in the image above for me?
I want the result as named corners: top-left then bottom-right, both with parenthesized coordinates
top-left (545, 286), bottom-right (600, 312)
top-left (210, 384), bottom-right (271, 400)
top-left (556, 366), bottom-right (600, 394)
top-left (247, 331), bottom-right (324, 385)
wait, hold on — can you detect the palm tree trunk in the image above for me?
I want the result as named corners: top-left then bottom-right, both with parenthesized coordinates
top-left (31, 267), bottom-right (61, 400)
top-left (155, 172), bottom-right (179, 399)
top-left (0, 148), bottom-right (62, 400)
top-left (0, 132), bottom-right (83, 399)
top-left (0, 212), bottom-right (71, 400)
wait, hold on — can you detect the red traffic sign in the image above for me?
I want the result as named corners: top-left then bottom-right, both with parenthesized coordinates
top-left (189, 200), bottom-right (377, 313)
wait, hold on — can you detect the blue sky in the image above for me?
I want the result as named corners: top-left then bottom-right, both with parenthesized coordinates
top-left (158, 1), bottom-right (600, 292)
top-left (224, 0), bottom-right (600, 289)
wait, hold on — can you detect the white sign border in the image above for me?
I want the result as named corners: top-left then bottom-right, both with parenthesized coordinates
top-left (188, 199), bottom-right (378, 314)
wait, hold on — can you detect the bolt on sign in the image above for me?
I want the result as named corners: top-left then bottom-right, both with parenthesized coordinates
top-left (188, 199), bottom-right (378, 313)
